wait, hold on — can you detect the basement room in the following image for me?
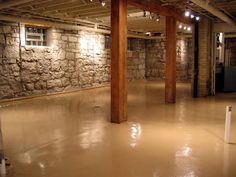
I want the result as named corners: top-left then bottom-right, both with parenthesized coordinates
top-left (0, 0), bottom-right (236, 177)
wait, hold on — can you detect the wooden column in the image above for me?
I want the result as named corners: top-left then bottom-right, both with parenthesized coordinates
top-left (165, 16), bottom-right (176, 103)
top-left (110, 0), bottom-right (128, 123)
top-left (193, 22), bottom-right (199, 98)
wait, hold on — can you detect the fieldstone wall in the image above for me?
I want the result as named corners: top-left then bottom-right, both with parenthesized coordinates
top-left (19, 29), bottom-right (111, 97)
top-left (0, 22), bottom-right (23, 98)
top-left (127, 39), bottom-right (146, 80)
top-left (0, 22), bottom-right (146, 99)
top-left (0, 21), bottom-right (192, 100)
top-left (145, 38), bottom-right (192, 82)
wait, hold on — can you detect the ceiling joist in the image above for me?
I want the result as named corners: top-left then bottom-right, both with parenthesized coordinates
top-left (0, 0), bottom-right (35, 10)
top-left (190, 0), bottom-right (236, 25)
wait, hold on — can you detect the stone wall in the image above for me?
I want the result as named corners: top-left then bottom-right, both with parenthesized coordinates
top-left (127, 39), bottom-right (145, 80)
top-left (0, 22), bottom-right (22, 98)
top-left (0, 22), bottom-right (146, 99)
top-left (145, 38), bottom-right (192, 82)
top-left (0, 21), bottom-right (192, 100)
top-left (20, 29), bottom-right (111, 97)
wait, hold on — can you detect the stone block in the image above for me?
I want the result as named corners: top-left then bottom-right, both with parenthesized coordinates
top-left (68, 36), bottom-right (77, 42)
top-left (25, 83), bottom-right (34, 91)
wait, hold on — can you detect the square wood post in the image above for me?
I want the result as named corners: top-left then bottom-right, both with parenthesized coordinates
top-left (165, 16), bottom-right (176, 103)
top-left (110, 0), bottom-right (128, 123)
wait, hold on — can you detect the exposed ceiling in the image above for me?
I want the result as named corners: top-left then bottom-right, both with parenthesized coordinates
top-left (212, 0), bottom-right (236, 20)
top-left (0, 0), bottom-right (235, 34)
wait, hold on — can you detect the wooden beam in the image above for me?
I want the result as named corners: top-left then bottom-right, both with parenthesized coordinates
top-left (128, 0), bottom-right (191, 24)
top-left (0, 14), bottom-right (191, 39)
top-left (111, 0), bottom-right (128, 123)
top-left (0, 0), bottom-right (34, 10)
top-left (190, 0), bottom-right (236, 25)
top-left (165, 16), bottom-right (176, 103)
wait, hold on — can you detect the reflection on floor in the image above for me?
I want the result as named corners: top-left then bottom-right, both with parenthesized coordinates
top-left (0, 81), bottom-right (236, 177)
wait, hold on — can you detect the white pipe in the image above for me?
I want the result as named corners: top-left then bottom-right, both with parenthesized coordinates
top-left (0, 159), bottom-right (6, 177)
top-left (0, 15), bottom-right (111, 34)
top-left (0, 15), bottom-right (192, 39)
top-left (224, 106), bottom-right (232, 143)
top-left (190, 0), bottom-right (235, 25)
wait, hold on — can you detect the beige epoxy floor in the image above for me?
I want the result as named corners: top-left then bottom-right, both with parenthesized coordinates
top-left (0, 81), bottom-right (236, 177)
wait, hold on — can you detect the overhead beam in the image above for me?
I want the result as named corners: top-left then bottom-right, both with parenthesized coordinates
top-left (165, 16), bottom-right (177, 103)
top-left (0, 14), bottom-right (193, 39)
top-left (0, 0), bottom-right (34, 10)
top-left (128, 0), bottom-right (191, 24)
top-left (110, 0), bottom-right (128, 123)
top-left (190, 0), bottom-right (236, 25)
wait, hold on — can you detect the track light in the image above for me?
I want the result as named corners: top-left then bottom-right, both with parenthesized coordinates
top-left (146, 32), bottom-right (151, 36)
top-left (184, 10), bottom-right (200, 21)
top-left (185, 11), bottom-right (190, 17)
top-left (149, 13), bottom-right (160, 22)
top-left (179, 23), bottom-right (191, 32)
top-left (143, 11), bottom-right (147, 17)
top-left (149, 13), bottom-right (154, 20)
top-left (99, 0), bottom-right (105, 6)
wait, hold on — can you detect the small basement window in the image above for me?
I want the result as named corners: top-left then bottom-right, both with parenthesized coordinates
top-left (128, 38), bottom-right (135, 51)
top-left (25, 26), bottom-right (47, 46)
top-left (105, 35), bottom-right (110, 49)
top-left (105, 36), bottom-right (135, 51)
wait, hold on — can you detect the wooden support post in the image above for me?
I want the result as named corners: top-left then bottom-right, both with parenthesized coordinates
top-left (193, 22), bottom-right (199, 98)
top-left (110, 0), bottom-right (128, 123)
top-left (165, 16), bottom-right (176, 103)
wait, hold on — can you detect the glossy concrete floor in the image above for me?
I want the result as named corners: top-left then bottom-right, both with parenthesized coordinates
top-left (0, 81), bottom-right (236, 177)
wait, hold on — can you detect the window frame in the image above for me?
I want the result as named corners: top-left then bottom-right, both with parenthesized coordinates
top-left (25, 26), bottom-right (48, 47)
top-left (104, 35), bottom-right (135, 51)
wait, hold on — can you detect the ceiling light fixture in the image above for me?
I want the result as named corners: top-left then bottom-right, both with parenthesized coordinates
top-left (185, 11), bottom-right (190, 17)
top-left (187, 27), bottom-right (191, 31)
top-left (149, 12), bottom-right (154, 20)
top-left (183, 26), bottom-right (187, 30)
top-left (156, 15), bottom-right (160, 22)
top-left (145, 32), bottom-right (151, 36)
top-left (196, 16), bottom-right (200, 21)
top-left (99, 0), bottom-right (105, 6)
top-left (149, 13), bottom-right (160, 22)
top-left (178, 24), bottom-right (183, 29)
top-left (143, 11), bottom-right (147, 17)
top-left (190, 14), bottom-right (194, 19)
